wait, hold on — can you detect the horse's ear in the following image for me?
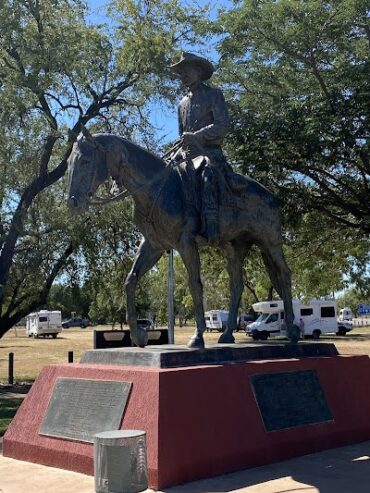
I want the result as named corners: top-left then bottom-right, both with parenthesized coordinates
top-left (68, 129), bottom-right (77, 142)
top-left (81, 125), bottom-right (93, 141)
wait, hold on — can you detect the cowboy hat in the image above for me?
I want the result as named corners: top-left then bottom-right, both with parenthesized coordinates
top-left (170, 52), bottom-right (214, 81)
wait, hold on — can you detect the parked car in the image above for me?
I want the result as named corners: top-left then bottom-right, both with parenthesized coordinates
top-left (62, 318), bottom-right (89, 329)
top-left (337, 320), bottom-right (353, 336)
top-left (137, 319), bottom-right (154, 330)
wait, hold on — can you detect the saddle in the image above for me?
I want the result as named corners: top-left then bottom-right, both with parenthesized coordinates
top-left (176, 154), bottom-right (250, 216)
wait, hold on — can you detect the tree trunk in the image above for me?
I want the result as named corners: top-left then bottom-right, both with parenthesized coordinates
top-left (0, 242), bottom-right (74, 338)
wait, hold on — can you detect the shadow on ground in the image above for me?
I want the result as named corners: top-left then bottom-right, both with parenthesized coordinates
top-left (0, 384), bottom-right (32, 395)
top-left (163, 442), bottom-right (370, 493)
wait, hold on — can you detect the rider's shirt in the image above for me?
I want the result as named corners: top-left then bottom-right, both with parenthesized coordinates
top-left (178, 83), bottom-right (229, 150)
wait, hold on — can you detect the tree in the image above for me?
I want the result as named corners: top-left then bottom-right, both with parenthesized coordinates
top-left (200, 214), bottom-right (368, 310)
top-left (200, 249), bottom-right (231, 310)
top-left (82, 200), bottom-right (147, 327)
top-left (48, 284), bottom-right (91, 319)
top-left (148, 253), bottom-right (195, 325)
top-left (0, 0), bottom-right (206, 338)
top-left (336, 288), bottom-right (369, 314)
top-left (284, 212), bottom-right (370, 300)
top-left (214, 0), bottom-right (370, 235)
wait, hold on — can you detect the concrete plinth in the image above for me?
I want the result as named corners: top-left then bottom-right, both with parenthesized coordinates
top-left (4, 350), bottom-right (370, 489)
top-left (81, 342), bottom-right (339, 367)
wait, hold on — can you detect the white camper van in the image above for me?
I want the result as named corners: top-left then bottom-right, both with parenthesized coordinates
top-left (26, 310), bottom-right (62, 338)
top-left (205, 310), bottom-right (229, 332)
top-left (339, 307), bottom-right (353, 321)
top-left (246, 299), bottom-right (340, 340)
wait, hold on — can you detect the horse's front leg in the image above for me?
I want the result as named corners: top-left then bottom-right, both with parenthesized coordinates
top-left (125, 238), bottom-right (163, 347)
top-left (178, 237), bottom-right (206, 349)
top-left (219, 241), bottom-right (250, 344)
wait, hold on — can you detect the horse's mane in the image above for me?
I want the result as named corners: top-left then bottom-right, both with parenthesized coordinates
top-left (94, 133), bottom-right (166, 175)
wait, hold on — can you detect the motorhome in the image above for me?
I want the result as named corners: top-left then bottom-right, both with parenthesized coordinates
top-left (339, 307), bottom-right (353, 321)
top-left (205, 310), bottom-right (229, 332)
top-left (26, 310), bottom-right (62, 338)
top-left (246, 299), bottom-right (342, 340)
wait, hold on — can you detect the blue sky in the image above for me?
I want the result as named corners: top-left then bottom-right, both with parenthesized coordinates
top-left (87, 0), bottom-right (231, 22)
top-left (86, 0), bottom-right (232, 143)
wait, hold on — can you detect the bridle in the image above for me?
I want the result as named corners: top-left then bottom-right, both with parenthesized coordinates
top-left (88, 139), bottom-right (183, 209)
top-left (90, 188), bottom-right (131, 206)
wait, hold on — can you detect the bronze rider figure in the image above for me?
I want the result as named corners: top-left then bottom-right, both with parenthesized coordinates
top-left (169, 52), bottom-right (230, 244)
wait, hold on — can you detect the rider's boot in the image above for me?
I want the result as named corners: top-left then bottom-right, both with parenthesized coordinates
top-left (205, 214), bottom-right (219, 245)
top-left (202, 166), bottom-right (219, 244)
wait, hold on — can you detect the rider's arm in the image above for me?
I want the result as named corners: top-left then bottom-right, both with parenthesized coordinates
top-left (178, 104), bottom-right (184, 137)
top-left (193, 88), bottom-right (229, 146)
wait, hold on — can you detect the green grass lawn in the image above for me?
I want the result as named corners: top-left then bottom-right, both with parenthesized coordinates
top-left (0, 397), bottom-right (23, 436)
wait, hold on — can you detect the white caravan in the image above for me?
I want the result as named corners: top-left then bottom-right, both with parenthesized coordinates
top-left (26, 310), bottom-right (62, 338)
top-left (339, 307), bottom-right (353, 321)
top-left (205, 310), bottom-right (229, 332)
top-left (246, 299), bottom-right (339, 340)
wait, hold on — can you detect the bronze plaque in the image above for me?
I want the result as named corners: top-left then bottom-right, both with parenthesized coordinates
top-left (251, 370), bottom-right (332, 432)
top-left (40, 378), bottom-right (131, 442)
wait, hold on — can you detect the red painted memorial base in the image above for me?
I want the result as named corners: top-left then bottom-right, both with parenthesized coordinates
top-left (4, 355), bottom-right (370, 489)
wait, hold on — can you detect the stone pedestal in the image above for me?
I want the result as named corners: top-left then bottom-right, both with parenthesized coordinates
top-left (4, 344), bottom-right (370, 489)
top-left (81, 342), bottom-right (338, 367)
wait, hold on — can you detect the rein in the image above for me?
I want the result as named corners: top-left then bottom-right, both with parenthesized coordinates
top-left (134, 163), bottom-right (174, 225)
top-left (90, 188), bottom-right (131, 206)
top-left (89, 141), bottom-right (183, 209)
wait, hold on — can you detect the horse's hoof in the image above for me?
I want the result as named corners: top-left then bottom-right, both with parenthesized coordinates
top-left (131, 327), bottom-right (149, 348)
top-left (218, 333), bottom-right (235, 344)
top-left (187, 335), bottom-right (205, 349)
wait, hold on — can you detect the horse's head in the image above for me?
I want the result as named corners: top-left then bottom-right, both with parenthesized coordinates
top-left (67, 129), bottom-right (108, 214)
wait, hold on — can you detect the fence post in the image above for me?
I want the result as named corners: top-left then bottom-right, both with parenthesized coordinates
top-left (8, 352), bottom-right (14, 385)
top-left (68, 351), bottom-right (74, 363)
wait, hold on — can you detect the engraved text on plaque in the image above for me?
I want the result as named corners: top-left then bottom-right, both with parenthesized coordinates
top-left (40, 378), bottom-right (132, 442)
top-left (251, 370), bottom-right (333, 432)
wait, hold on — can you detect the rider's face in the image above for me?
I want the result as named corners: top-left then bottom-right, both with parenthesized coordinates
top-left (179, 65), bottom-right (202, 88)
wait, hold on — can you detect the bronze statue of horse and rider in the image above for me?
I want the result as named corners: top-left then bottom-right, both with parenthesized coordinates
top-left (67, 53), bottom-right (299, 348)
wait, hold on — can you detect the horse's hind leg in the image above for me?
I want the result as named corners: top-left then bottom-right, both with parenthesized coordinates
top-left (177, 239), bottom-right (206, 349)
top-left (218, 241), bottom-right (250, 344)
top-left (260, 243), bottom-right (300, 343)
top-left (125, 239), bottom-right (163, 347)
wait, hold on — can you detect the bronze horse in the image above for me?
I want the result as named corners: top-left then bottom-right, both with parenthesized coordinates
top-left (67, 131), bottom-right (299, 348)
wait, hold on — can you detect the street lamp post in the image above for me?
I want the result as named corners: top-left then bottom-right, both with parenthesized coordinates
top-left (167, 249), bottom-right (175, 344)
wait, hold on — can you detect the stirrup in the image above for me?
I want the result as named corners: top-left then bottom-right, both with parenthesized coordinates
top-left (205, 221), bottom-right (219, 244)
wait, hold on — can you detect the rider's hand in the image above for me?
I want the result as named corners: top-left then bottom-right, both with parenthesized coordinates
top-left (182, 132), bottom-right (200, 148)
